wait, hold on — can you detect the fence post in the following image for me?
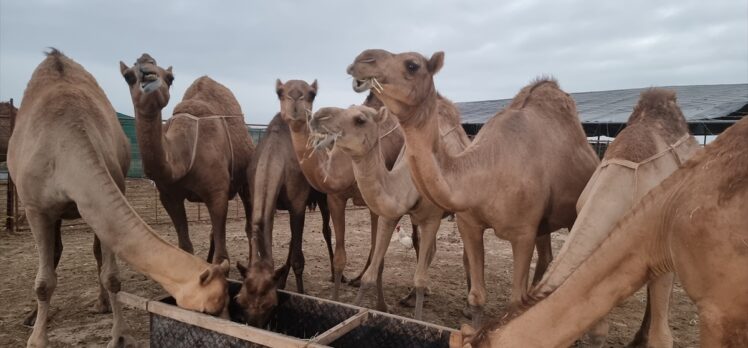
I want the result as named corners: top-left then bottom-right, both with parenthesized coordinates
top-left (5, 99), bottom-right (16, 233)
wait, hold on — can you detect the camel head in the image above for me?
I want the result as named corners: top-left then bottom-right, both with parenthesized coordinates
top-left (119, 54), bottom-right (174, 116)
top-left (175, 260), bottom-right (230, 316)
top-left (309, 105), bottom-right (384, 158)
top-left (276, 79), bottom-right (318, 132)
top-left (347, 49), bottom-right (444, 122)
top-left (235, 259), bottom-right (285, 327)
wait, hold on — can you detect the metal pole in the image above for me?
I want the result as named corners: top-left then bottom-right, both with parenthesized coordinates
top-left (6, 99), bottom-right (16, 232)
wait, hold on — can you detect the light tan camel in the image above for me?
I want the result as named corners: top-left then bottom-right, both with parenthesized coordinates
top-left (277, 79), bottom-right (404, 300)
top-left (9, 49), bottom-right (229, 348)
top-left (120, 54), bottom-right (254, 265)
top-left (453, 115), bottom-right (748, 348)
top-left (347, 49), bottom-right (599, 326)
top-left (530, 89), bottom-right (700, 347)
top-left (309, 101), bottom-right (469, 319)
top-left (235, 81), bottom-right (333, 327)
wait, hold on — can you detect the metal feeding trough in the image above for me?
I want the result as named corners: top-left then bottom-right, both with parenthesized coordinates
top-left (117, 281), bottom-right (457, 347)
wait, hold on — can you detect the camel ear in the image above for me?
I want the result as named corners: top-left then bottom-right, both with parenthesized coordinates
top-left (373, 107), bottom-right (388, 124)
top-left (199, 268), bottom-right (211, 285)
top-left (236, 261), bottom-right (248, 279)
top-left (311, 79), bottom-right (318, 92)
top-left (119, 61), bottom-right (129, 75)
top-left (427, 51), bottom-right (445, 74)
top-left (219, 259), bottom-right (230, 274)
top-left (276, 79), bottom-right (284, 98)
top-left (166, 66), bottom-right (173, 73)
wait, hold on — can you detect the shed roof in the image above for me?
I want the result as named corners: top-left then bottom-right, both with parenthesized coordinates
top-left (456, 83), bottom-right (748, 125)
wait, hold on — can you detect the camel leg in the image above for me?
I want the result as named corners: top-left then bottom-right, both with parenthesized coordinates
top-left (98, 243), bottom-right (136, 347)
top-left (461, 244), bottom-right (473, 319)
top-left (239, 185), bottom-right (253, 242)
top-left (160, 193), bottom-right (192, 254)
top-left (628, 273), bottom-right (674, 348)
top-left (26, 209), bottom-right (58, 348)
top-left (458, 218), bottom-right (486, 327)
top-left (316, 196), bottom-right (340, 283)
top-left (532, 233), bottom-right (553, 285)
top-left (508, 232), bottom-right (536, 306)
top-left (23, 220), bottom-right (63, 327)
top-left (92, 235), bottom-right (112, 314)
top-left (412, 219), bottom-right (439, 320)
top-left (288, 205), bottom-right (306, 293)
top-left (205, 193), bottom-right (230, 264)
top-left (328, 195), bottom-right (347, 301)
top-left (412, 223), bottom-right (420, 259)
top-left (355, 216), bottom-right (398, 312)
top-left (699, 304), bottom-right (748, 347)
top-left (349, 209), bottom-right (379, 287)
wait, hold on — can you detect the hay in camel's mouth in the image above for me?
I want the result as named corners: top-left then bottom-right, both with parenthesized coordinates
top-left (352, 77), bottom-right (384, 93)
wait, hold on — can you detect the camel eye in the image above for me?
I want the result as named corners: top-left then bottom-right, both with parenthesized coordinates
top-left (354, 116), bottom-right (367, 126)
top-left (405, 61), bottom-right (420, 73)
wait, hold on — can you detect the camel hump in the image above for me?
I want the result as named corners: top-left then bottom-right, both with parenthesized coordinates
top-left (23, 48), bottom-right (103, 105)
top-left (175, 76), bottom-right (243, 116)
top-left (509, 76), bottom-right (562, 109)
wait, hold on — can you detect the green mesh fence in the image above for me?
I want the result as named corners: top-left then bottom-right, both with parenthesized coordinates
top-left (117, 113), bottom-right (266, 178)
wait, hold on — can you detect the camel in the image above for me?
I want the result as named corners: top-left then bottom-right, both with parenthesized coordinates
top-left (276, 79), bottom-right (404, 300)
top-left (529, 89), bottom-right (700, 347)
top-left (120, 54), bottom-right (254, 265)
top-left (453, 113), bottom-right (748, 348)
top-left (308, 100), bottom-right (469, 319)
top-left (234, 82), bottom-right (334, 327)
top-left (9, 49), bottom-right (229, 348)
top-left (347, 49), bottom-right (599, 326)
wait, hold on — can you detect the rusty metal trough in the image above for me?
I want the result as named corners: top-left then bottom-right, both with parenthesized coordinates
top-left (117, 281), bottom-right (458, 347)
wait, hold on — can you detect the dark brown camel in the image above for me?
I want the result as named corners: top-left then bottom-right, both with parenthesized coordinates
top-left (120, 54), bottom-right (255, 265)
top-left (234, 82), bottom-right (334, 326)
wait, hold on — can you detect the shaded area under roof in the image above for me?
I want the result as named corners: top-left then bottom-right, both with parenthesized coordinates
top-left (456, 83), bottom-right (748, 136)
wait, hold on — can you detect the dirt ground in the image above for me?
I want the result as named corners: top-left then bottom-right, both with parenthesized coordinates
top-left (0, 182), bottom-right (699, 347)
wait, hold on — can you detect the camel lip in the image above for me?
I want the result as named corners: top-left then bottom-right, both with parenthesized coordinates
top-left (352, 79), bottom-right (372, 93)
top-left (140, 79), bottom-right (162, 94)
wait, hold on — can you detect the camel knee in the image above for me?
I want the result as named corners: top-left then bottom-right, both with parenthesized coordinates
top-left (467, 288), bottom-right (487, 307)
top-left (34, 277), bottom-right (57, 301)
top-left (101, 273), bottom-right (121, 294)
top-left (586, 319), bottom-right (609, 347)
top-left (292, 254), bottom-right (305, 274)
top-left (333, 251), bottom-right (347, 273)
top-left (413, 273), bottom-right (429, 289)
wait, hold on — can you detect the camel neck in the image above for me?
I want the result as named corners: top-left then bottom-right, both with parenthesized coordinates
top-left (134, 110), bottom-right (179, 182)
top-left (350, 141), bottom-right (411, 218)
top-left (395, 94), bottom-right (470, 212)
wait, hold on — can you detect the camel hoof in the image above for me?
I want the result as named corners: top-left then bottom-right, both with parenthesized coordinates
top-left (399, 291), bottom-right (417, 308)
top-left (22, 309), bottom-right (37, 327)
top-left (347, 277), bottom-right (362, 288)
top-left (94, 298), bottom-right (112, 314)
top-left (107, 334), bottom-right (140, 348)
top-left (329, 274), bottom-right (348, 284)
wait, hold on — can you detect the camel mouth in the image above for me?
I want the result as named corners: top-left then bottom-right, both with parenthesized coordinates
top-left (352, 77), bottom-right (384, 94)
top-left (353, 79), bottom-right (372, 93)
top-left (309, 118), bottom-right (341, 152)
top-left (140, 78), bottom-right (162, 94)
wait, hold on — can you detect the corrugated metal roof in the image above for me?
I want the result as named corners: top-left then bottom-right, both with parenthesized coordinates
top-left (456, 83), bottom-right (748, 124)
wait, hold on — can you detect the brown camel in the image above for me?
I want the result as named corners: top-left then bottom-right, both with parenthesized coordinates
top-left (309, 100), bottom-right (469, 319)
top-left (277, 79), bottom-right (404, 300)
top-left (347, 49), bottom-right (599, 326)
top-left (454, 113), bottom-right (748, 348)
top-left (234, 81), bottom-right (334, 327)
top-left (120, 54), bottom-right (254, 265)
top-left (530, 89), bottom-right (700, 347)
top-left (10, 49), bottom-right (228, 348)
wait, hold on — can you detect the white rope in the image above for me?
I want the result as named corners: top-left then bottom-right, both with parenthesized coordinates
top-left (171, 113), bottom-right (243, 179)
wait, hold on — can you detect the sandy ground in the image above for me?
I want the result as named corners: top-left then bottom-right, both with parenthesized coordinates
top-left (0, 182), bottom-right (700, 347)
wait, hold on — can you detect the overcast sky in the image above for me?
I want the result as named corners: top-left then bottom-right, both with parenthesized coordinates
top-left (1, 0), bottom-right (746, 124)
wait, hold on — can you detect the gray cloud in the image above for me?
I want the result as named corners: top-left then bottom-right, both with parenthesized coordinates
top-left (1, 0), bottom-right (746, 124)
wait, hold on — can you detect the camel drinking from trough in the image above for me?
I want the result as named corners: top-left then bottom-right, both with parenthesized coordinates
top-left (9, 49), bottom-right (229, 348)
